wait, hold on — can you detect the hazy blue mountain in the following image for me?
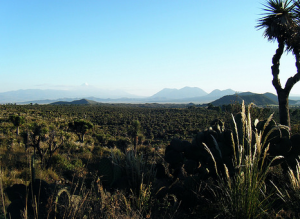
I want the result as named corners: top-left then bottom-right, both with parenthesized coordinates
top-left (3, 87), bottom-right (298, 106)
top-left (289, 95), bottom-right (300, 100)
top-left (0, 88), bottom-right (141, 103)
top-left (207, 89), bottom-right (236, 97)
top-left (0, 89), bottom-right (70, 103)
top-left (4, 87), bottom-right (242, 104)
top-left (150, 87), bottom-right (208, 99)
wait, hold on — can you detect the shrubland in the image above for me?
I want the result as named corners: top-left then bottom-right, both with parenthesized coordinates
top-left (1, 103), bottom-right (300, 218)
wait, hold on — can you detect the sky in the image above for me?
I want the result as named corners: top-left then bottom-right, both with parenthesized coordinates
top-left (1, 0), bottom-right (300, 97)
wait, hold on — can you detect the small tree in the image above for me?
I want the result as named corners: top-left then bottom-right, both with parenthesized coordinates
top-left (132, 120), bottom-right (141, 154)
top-left (22, 122), bottom-right (67, 169)
top-left (68, 119), bottom-right (93, 143)
top-left (9, 114), bottom-right (25, 136)
top-left (24, 122), bottom-right (48, 168)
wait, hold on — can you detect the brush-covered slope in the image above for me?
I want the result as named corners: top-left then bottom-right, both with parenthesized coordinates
top-left (210, 93), bottom-right (278, 106)
top-left (50, 99), bottom-right (100, 105)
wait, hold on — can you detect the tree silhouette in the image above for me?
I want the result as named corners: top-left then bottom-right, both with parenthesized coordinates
top-left (68, 119), bottom-right (93, 143)
top-left (257, 0), bottom-right (300, 128)
top-left (9, 114), bottom-right (25, 136)
top-left (132, 120), bottom-right (141, 154)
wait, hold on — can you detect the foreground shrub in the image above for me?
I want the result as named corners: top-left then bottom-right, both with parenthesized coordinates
top-left (215, 103), bottom-right (283, 218)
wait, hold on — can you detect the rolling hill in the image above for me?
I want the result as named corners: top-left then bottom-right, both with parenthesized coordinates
top-left (50, 99), bottom-right (100, 105)
top-left (210, 92), bottom-right (298, 106)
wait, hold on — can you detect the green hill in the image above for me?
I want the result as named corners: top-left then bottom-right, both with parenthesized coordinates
top-left (210, 93), bottom-right (277, 106)
top-left (210, 92), bottom-right (299, 106)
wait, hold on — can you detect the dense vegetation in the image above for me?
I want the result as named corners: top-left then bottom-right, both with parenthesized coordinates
top-left (1, 103), bottom-right (300, 218)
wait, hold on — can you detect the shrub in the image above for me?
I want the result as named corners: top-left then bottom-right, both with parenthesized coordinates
top-left (215, 102), bottom-right (283, 218)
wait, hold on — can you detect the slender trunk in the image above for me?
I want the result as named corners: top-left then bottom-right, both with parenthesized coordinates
top-left (31, 153), bottom-right (36, 184)
top-left (77, 133), bottom-right (82, 142)
top-left (272, 42), bottom-right (300, 128)
top-left (46, 142), bottom-right (53, 169)
top-left (271, 40), bottom-right (284, 92)
top-left (35, 137), bottom-right (45, 169)
top-left (16, 126), bottom-right (19, 136)
top-left (82, 133), bottom-right (85, 143)
top-left (134, 135), bottom-right (138, 155)
top-left (271, 40), bottom-right (291, 127)
top-left (277, 90), bottom-right (290, 127)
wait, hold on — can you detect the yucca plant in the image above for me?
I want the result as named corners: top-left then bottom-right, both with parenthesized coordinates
top-left (111, 149), bottom-right (156, 217)
top-left (120, 177), bottom-right (153, 218)
top-left (213, 102), bottom-right (285, 218)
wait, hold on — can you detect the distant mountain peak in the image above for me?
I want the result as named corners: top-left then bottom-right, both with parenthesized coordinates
top-left (151, 86), bottom-right (207, 99)
top-left (208, 89), bottom-right (235, 97)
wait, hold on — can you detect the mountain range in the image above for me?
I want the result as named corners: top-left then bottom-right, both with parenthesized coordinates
top-left (0, 87), bottom-right (235, 104)
top-left (0, 87), bottom-right (139, 103)
top-left (1, 87), bottom-right (300, 105)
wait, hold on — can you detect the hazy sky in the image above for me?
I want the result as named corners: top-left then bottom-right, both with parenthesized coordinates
top-left (1, 0), bottom-right (300, 97)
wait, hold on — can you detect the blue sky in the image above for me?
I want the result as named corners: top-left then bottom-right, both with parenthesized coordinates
top-left (0, 0), bottom-right (299, 96)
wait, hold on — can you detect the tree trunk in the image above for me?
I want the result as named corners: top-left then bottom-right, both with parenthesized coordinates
top-left (77, 133), bottom-right (82, 143)
top-left (271, 40), bottom-right (291, 127)
top-left (31, 154), bottom-right (36, 184)
top-left (35, 137), bottom-right (45, 169)
top-left (82, 134), bottom-right (85, 143)
top-left (277, 90), bottom-right (290, 127)
top-left (134, 135), bottom-right (138, 155)
top-left (272, 42), bottom-right (300, 129)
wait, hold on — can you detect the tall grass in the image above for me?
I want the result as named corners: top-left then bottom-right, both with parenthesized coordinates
top-left (279, 160), bottom-right (300, 215)
top-left (111, 149), bottom-right (156, 217)
top-left (213, 102), bottom-right (284, 218)
top-left (0, 169), bottom-right (6, 219)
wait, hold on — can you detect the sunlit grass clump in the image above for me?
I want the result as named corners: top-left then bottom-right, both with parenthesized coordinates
top-left (212, 102), bottom-right (285, 218)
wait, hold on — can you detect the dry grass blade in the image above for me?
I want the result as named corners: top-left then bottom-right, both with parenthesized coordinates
top-left (211, 135), bottom-right (222, 159)
top-left (288, 160), bottom-right (300, 191)
top-left (262, 125), bottom-right (289, 148)
top-left (260, 113), bottom-right (274, 137)
top-left (203, 142), bottom-right (218, 177)
top-left (230, 131), bottom-right (238, 167)
top-left (231, 114), bottom-right (239, 155)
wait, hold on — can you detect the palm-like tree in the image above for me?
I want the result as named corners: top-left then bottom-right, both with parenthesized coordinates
top-left (9, 114), bottom-right (25, 136)
top-left (68, 119), bottom-right (93, 143)
top-left (257, 0), bottom-right (300, 128)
